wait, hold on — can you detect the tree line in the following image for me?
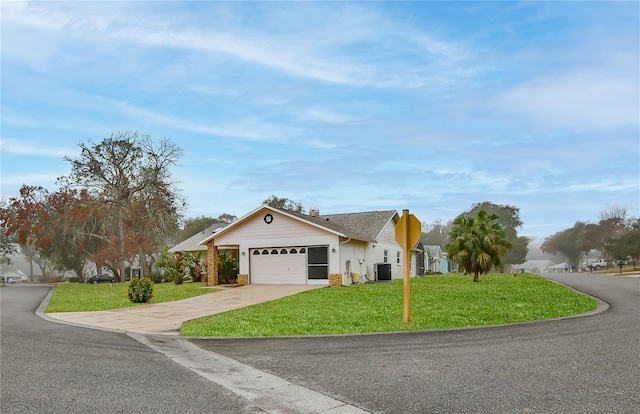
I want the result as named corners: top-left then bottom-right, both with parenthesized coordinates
top-left (540, 206), bottom-right (639, 268)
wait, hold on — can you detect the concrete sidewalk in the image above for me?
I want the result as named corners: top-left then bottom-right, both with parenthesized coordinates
top-left (46, 284), bottom-right (323, 335)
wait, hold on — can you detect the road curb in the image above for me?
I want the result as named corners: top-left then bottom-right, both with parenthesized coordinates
top-left (35, 286), bottom-right (130, 335)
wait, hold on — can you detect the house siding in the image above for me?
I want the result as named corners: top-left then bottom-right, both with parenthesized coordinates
top-left (376, 219), bottom-right (397, 245)
top-left (338, 240), bottom-right (368, 281)
top-left (214, 210), bottom-right (330, 246)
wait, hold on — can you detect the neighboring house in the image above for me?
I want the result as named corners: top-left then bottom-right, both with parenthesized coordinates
top-left (1, 255), bottom-right (36, 279)
top-left (439, 252), bottom-right (451, 273)
top-left (425, 245), bottom-right (447, 273)
top-left (546, 262), bottom-right (570, 273)
top-left (200, 206), bottom-right (420, 286)
top-left (0, 268), bottom-right (27, 282)
top-left (512, 260), bottom-right (555, 274)
top-left (415, 242), bottom-right (426, 276)
top-left (169, 223), bottom-right (228, 265)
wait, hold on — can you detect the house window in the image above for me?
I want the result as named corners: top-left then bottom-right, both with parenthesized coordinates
top-left (307, 246), bottom-right (328, 280)
top-left (271, 249), bottom-right (279, 254)
top-left (262, 250), bottom-right (269, 255)
top-left (290, 248), bottom-right (298, 254)
top-left (383, 249), bottom-right (388, 263)
top-left (397, 251), bottom-right (401, 265)
top-left (253, 250), bottom-right (260, 255)
top-left (300, 248), bottom-right (306, 253)
top-left (280, 249), bottom-right (288, 254)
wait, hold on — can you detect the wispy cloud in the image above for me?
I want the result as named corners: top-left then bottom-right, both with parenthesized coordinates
top-left (491, 69), bottom-right (638, 129)
top-left (3, 1), bottom-right (477, 89)
top-left (0, 139), bottom-right (76, 157)
top-left (106, 100), bottom-right (299, 142)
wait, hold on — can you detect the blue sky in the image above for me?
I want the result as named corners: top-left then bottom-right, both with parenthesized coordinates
top-left (1, 1), bottom-right (638, 242)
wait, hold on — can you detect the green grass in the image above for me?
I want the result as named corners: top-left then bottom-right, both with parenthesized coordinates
top-left (45, 281), bottom-right (218, 312)
top-left (180, 273), bottom-right (598, 337)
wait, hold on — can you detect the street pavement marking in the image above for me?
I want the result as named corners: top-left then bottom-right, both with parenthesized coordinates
top-left (129, 333), bottom-right (369, 414)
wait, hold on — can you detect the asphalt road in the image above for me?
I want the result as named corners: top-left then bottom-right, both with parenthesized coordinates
top-left (2, 274), bottom-right (638, 413)
top-left (0, 285), bottom-right (262, 414)
top-left (190, 273), bottom-right (640, 414)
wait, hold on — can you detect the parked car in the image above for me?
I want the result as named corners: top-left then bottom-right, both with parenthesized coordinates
top-left (587, 260), bottom-right (608, 271)
top-left (87, 274), bottom-right (115, 284)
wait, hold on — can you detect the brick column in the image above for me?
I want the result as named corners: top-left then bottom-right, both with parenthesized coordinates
top-left (329, 273), bottom-right (342, 287)
top-left (237, 274), bottom-right (249, 285)
top-left (207, 243), bottom-right (219, 286)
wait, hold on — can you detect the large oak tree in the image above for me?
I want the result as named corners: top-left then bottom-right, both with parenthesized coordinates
top-left (541, 222), bottom-right (587, 267)
top-left (59, 131), bottom-right (184, 281)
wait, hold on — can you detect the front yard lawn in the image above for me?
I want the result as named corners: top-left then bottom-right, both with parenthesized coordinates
top-left (46, 281), bottom-right (218, 312)
top-left (181, 273), bottom-right (597, 336)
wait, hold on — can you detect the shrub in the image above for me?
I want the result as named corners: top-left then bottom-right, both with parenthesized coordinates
top-left (151, 271), bottom-right (165, 283)
top-left (127, 278), bottom-right (154, 303)
top-left (218, 251), bottom-right (238, 284)
top-left (68, 277), bottom-right (80, 283)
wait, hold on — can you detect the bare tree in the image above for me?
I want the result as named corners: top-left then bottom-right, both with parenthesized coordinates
top-left (598, 205), bottom-right (629, 223)
top-left (59, 131), bottom-right (183, 281)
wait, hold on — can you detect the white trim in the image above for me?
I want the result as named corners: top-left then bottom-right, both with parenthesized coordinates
top-left (200, 205), bottom-right (346, 245)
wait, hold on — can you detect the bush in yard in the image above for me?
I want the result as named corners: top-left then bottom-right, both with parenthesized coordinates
top-left (127, 278), bottom-right (154, 303)
top-left (156, 245), bottom-right (185, 285)
top-left (218, 251), bottom-right (238, 284)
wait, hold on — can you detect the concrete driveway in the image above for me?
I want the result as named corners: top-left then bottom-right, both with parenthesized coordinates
top-left (45, 284), bottom-right (323, 335)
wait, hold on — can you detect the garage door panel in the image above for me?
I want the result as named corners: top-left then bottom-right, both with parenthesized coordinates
top-left (250, 247), bottom-right (306, 284)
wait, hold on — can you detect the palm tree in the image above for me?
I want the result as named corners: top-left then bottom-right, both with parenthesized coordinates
top-left (446, 210), bottom-right (511, 282)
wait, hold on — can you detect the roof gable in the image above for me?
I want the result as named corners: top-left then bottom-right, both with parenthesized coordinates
top-left (201, 205), bottom-right (347, 245)
top-left (200, 206), bottom-right (400, 245)
top-left (425, 245), bottom-right (443, 256)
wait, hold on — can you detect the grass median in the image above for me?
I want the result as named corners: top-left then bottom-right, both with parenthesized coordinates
top-left (45, 281), bottom-right (218, 312)
top-left (181, 273), bottom-right (597, 337)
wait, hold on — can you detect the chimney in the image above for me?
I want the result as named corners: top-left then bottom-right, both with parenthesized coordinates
top-left (309, 209), bottom-right (320, 217)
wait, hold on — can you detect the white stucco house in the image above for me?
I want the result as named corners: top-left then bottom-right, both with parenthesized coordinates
top-left (200, 205), bottom-right (420, 286)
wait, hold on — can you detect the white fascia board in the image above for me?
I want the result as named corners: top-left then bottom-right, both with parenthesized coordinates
top-left (199, 205), bottom-right (346, 246)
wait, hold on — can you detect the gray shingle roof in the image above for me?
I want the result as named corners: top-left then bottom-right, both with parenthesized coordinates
top-left (284, 209), bottom-right (398, 242)
top-left (169, 223), bottom-right (227, 253)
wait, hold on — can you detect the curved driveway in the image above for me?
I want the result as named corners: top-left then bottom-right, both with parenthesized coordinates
top-left (188, 273), bottom-right (639, 413)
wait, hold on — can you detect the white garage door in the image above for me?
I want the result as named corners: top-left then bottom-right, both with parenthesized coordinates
top-left (250, 247), bottom-right (307, 284)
